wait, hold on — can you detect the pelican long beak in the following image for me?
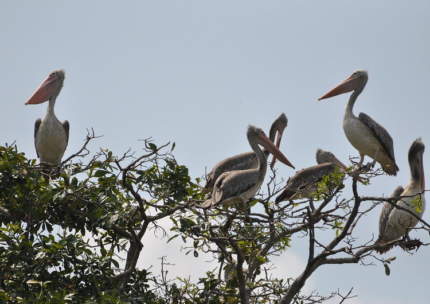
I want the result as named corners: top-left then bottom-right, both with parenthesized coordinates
top-left (270, 128), bottom-right (284, 169)
top-left (318, 75), bottom-right (360, 101)
top-left (332, 158), bottom-right (348, 172)
top-left (25, 75), bottom-right (57, 105)
top-left (259, 132), bottom-right (294, 169)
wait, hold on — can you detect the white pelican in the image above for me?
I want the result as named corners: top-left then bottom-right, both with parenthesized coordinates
top-left (376, 138), bottom-right (425, 253)
top-left (319, 71), bottom-right (399, 175)
top-left (204, 113), bottom-right (288, 191)
top-left (25, 70), bottom-right (69, 165)
top-left (202, 125), bottom-right (294, 208)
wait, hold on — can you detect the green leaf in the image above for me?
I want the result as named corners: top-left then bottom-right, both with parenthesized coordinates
top-left (94, 170), bottom-right (108, 177)
top-left (411, 195), bottom-right (424, 213)
top-left (385, 256), bottom-right (396, 263)
top-left (384, 263), bottom-right (391, 276)
top-left (167, 234), bottom-right (179, 243)
top-left (111, 259), bottom-right (120, 268)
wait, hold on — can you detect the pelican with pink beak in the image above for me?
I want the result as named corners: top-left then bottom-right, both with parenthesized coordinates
top-left (204, 113), bottom-right (289, 192)
top-left (25, 70), bottom-right (69, 165)
top-left (202, 125), bottom-right (294, 208)
top-left (319, 70), bottom-right (399, 175)
top-left (376, 138), bottom-right (425, 253)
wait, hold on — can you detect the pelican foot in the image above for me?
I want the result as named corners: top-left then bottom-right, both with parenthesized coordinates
top-left (37, 163), bottom-right (62, 179)
top-left (350, 171), bottom-right (369, 184)
top-left (356, 161), bottom-right (374, 174)
top-left (399, 238), bottom-right (422, 252)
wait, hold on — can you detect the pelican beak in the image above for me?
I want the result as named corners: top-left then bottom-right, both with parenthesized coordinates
top-left (318, 74), bottom-right (360, 101)
top-left (259, 132), bottom-right (294, 169)
top-left (337, 160), bottom-right (349, 172)
top-left (25, 74), bottom-right (58, 105)
top-left (270, 128), bottom-right (284, 169)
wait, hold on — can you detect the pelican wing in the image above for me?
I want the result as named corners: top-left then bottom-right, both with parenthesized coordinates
top-left (378, 186), bottom-right (404, 238)
top-left (34, 118), bottom-right (42, 158)
top-left (330, 157), bottom-right (348, 171)
top-left (62, 120), bottom-right (70, 146)
top-left (358, 112), bottom-right (397, 166)
top-left (276, 163), bottom-right (335, 202)
top-left (205, 152), bottom-right (257, 190)
top-left (212, 170), bottom-right (257, 206)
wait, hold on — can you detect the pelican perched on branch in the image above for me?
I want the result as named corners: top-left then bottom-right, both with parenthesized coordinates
top-left (376, 139), bottom-right (425, 253)
top-left (25, 70), bottom-right (69, 165)
top-left (204, 113), bottom-right (288, 191)
top-left (275, 149), bottom-right (346, 202)
top-left (315, 149), bottom-right (348, 171)
top-left (319, 70), bottom-right (399, 175)
top-left (202, 125), bottom-right (294, 208)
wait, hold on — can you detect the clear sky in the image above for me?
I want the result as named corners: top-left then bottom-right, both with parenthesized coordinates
top-left (1, 1), bottom-right (430, 303)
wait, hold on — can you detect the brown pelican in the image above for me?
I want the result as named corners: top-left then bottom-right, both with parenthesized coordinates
top-left (202, 125), bottom-right (294, 208)
top-left (318, 70), bottom-right (399, 175)
top-left (376, 139), bottom-right (425, 253)
top-left (25, 70), bottom-right (69, 165)
top-left (204, 113), bottom-right (288, 191)
top-left (275, 149), bottom-right (347, 202)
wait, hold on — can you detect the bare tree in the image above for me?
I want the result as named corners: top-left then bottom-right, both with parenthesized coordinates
top-left (172, 162), bottom-right (429, 304)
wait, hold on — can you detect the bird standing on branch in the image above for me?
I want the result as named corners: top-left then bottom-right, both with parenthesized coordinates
top-left (319, 70), bottom-right (399, 175)
top-left (25, 70), bottom-right (69, 166)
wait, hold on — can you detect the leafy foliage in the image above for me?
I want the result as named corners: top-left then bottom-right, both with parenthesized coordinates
top-left (0, 142), bottom-right (200, 303)
top-left (0, 139), bottom-right (428, 304)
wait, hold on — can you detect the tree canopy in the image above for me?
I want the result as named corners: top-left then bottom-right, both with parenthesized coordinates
top-left (0, 133), bottom-right (428, 304)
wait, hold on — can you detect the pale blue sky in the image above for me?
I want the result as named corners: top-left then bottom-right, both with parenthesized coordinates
top-left (1, 1), bottom-right (430, 303)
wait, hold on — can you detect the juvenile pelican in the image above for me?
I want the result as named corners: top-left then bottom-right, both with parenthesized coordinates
top-left (25, 70), bottom-right (69, 165)
top-left (319, 71), bottom-right (399, 175)
top-left (376, 139), bottom-right (425, 253)
top-left (204, 113), bottom-right (288, 191)
top-left (202, 125), bottom-right (294, 208)
top-left (275, 149), bottom-right (346, 202)
top-left (315, 149), bottom-right (348, 171)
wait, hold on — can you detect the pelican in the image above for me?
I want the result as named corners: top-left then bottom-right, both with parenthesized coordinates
top-left (204, 113), bottom-right (288, 191)
top-left (224, 260), bottom-right (248, 287)
top-left (275, 149), bottom-right (347, 202)
top-left (25, 70), bottom-right (69, 165)
top-left (202, 125), bottom-right (294, 208)
top-left (315, 149), bottom-right (348, 171)
top-left (318, 70), bottom-right (399, 175)
top-left (376, 139), bottom-right (425, 253)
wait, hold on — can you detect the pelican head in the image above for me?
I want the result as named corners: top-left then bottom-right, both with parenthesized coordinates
top-left (247, 125), bottom-right (295, 169)
top-left (318, 70), bottom-right (368, 101)
top-left (316, 149), bottom-right (336, 164)
top-left (316, 149), bottom-right (348, 170)
top-left (408, 138), bottom-right (425, 190)
top-left (269, 113), bottom-right (288, 141)
top-left (25, 70), bottom-right (65, 105)
top-left (269, 113), bottom-right (288, 168)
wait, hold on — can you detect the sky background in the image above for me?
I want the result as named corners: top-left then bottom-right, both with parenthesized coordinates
top-left (1, 1), bottom-right (430, 303)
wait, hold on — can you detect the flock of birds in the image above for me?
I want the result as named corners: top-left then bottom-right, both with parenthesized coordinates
top-left (24, 69), bottom-right (425, 253)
